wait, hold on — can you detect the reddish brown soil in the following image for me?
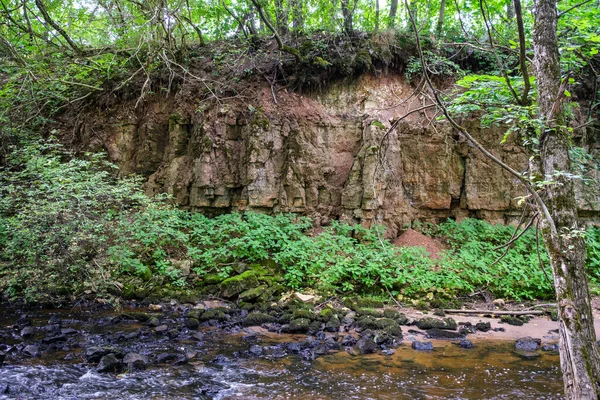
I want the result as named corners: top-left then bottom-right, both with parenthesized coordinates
top-left (393, 229), bottom-right (445, 259)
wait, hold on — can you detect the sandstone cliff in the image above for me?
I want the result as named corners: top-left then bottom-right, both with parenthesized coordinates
top-left (70, 73), bottom-right (599, 237)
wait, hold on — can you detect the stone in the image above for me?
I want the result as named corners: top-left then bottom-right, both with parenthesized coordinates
top-left (186, 309), bottom-right (203, 320)
top-left (249, 345), bottom-right (263, 356)
top-left (294, 293), bottom-right (316, 303)
top-left (42, 334), bottom-right (66, 344)
top-left (500, 316), bottom-right (524, 326)
top-left (355, 337), bottom-right (379, 354)
top-left (457, 339), bottom-right (474, 349)
top-left (97, 354), bottom-right (122, 373)
top-left (149, 304), bottom-right (163, 311)
top-left (475, 322), bottom-right (491, 332)
top-left (425, 328), bottom-right (464, 340)
top-left (156, 353), bottom-right (179, 364)
top-left (61, 328), bottom-right (78, 335)
top-left (411, 341), bottom-right (434, 351)
top-left (147, 317), bottom-right (161, 327)
top-left (0, 352), bottom-right (5, 367)
top-left (85, 346), bottom-right (125, 363)
top-left (220, 271), bottom-right (261, 298)
top-left (242, 312), bottom-right (277, 326)
top-left (515, 337), bottom-right (541, 352)
top-left (416, 317), bottom-right (457, 330)
top-left (154, 324), bottom-right (169, 333)
top-left (239, 285), bottom-right (268, 301)
top-left (542, 344), bottom-right (559, 352)
top-left (493, 299), bottom-right (505, 307)
top-left (381, 349), bottom-right (396, 356)
top-left (184, 318), bottom-right (200, 329)
top-left (20, 326), bottom-right (35, 338)
top-left (286, 318), bottom-right (311, 333)
top-left (123, 353), bottom-right (147, 371)
top-left (23, 345), bottom-right (40, 357)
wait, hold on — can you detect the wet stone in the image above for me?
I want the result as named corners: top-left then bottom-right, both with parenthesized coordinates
top-left (249, 345), bottom-right (263, 356)
top-left (425, 328), bottom-right (464, 340)
top-left (85, 346), bottom-right (125, 363)
top-left (458, 339), bottom-right (474, 349)
top-left (0, 352), bottom-right (5, 367)
top-left (147, 317), bottom-right (161, 327)
top-left (23, 345), bottom-right (40, 357)
top-left (515, 337), bottom-right (541, 352)
top-left (381, 349), bottom-right (395, 356)
top-left (355, 337), bottom-right (379, 354)
top-left (97, 354), bottom-right (122, 373)
top-left (185, 318), bottom-right (200, 329)
top-left (20, 326), bottom-right (35, 338)
top-left (285, 342), bottom-right (302, 353)
top-left (340, 335), bottom-right (357, 347)
top-left (156, 353), bottom-right (179, 364)
top-left (542, 343), bottom-right (559, 352)
top-left (411, 341), bottom-right (434, 351)
top-left (61, 328), bottom-right (78, 335)
top-left (154, 325), bottom-right (169, 333)
top-left (123, 353), bottom-right (147, 371)
top-left (475, 322), bottom-right (491, 332)
top-left (42, 334), bottom-right (66, 344)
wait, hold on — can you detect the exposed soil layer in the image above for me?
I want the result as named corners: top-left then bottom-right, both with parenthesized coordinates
top-left (393, 229), bottom-right (446, 259)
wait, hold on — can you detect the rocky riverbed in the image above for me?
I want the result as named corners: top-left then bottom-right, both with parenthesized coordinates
top-left (1, 297), bottom-right (592, 399)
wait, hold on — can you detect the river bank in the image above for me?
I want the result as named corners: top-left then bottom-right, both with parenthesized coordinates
top-left (1, 296), bottom-right (599, 399)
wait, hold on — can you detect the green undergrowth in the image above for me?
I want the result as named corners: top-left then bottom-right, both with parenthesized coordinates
top-left (1, 137), bottom-right (599, 304)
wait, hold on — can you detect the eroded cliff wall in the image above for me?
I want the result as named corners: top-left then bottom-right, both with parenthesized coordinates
top-left (72, 74), bottom-right (600, 237)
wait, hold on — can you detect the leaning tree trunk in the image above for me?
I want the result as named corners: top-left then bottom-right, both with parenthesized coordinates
top-left (533, 0), bottom-right (600, 398)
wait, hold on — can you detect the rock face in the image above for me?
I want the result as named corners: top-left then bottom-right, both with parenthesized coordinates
top-left (73, 74), bottom-right (600, 235)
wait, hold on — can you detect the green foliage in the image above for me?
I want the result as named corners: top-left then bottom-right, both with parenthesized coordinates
top-left (406, 51), bottom-right (463, 81)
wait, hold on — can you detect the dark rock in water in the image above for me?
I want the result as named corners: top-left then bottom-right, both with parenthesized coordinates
top-left (515, 337), bottom-right (541, 351)
top-left (249, 345), bottom-right (263, 356)
top-left (475, 322), bottom-right (491, 332)
top-left (97, 354), bottom-right (122, 373)
top-left (85, 346), bottom-right (125, 363)
top-left (542, 343), bottom-right (559, 352)
top-left (156, 353), bottom-right (179, 364)
top-left (500, 316), bottom-right (524, 326)
top-left (154, 324), bottom-right (169, 333)
top-left (192, 332), bottom-right (204, 341)
top-left (42, 334), bottom-right (66, 344)
top-left (340, 335), bottom-right (358, 347)
top-left (381, 349), bottom-right (395, 356)
top-left (425, 328), bottom-right (464, 340)
top-left (411, 341), bottom-right (434, 351)
top-left (64, 353), bottom-right (76, 361)
top-left (184, 318), bottom-right (200, 329)
top-left (493, 327), bottom-right (505, 332)
top-left (416, 317), bottom-right (457, 330)
top-left (212, 354), bottom-right (230, 365)
top-left (48, 315), bottom-right (61, 325)
top-left (325, 315), bottom-right (341, 332)
top-left (123, 353), bottom-right (147, 371)
top-left (0, 352), bottom-right (5, 367)
top-left (61, 328), bottom-right (78, 336)
top-left (355, 337), bottom-right (379, 355)
top-left (23, 345), bottom-right (40, 357)
top-left (124, 330), bottom-right (141, 340)
top-left (20, 326), bottom-right (35, 338)
top-left (16, 314), bottom-right (31, 326)
top-left (167, 329), bottom-right (180, 338)
top-left (285, 342), bottom-right (302, 353)
top-left (263, 345), bottom-right (287, 358)
top-left (147, 317), bottom-right (161, 327)
top-left (457, 339), bottom-right (474, 349)
top-left (300, 348), bottom-right (315, 361)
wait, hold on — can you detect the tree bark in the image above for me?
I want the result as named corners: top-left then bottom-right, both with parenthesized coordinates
top-left (341, 0), bottom-right (353, 34)
top-left (375, 0), bottom-right (380, 31)
top-left (436, 0), bottom-right (446, 40)
top-left (533, 0), bottom-right (600, 398)
top-left (275, 0), bottom-right (289, 37)
top-left (388, 0), bottom-right (398, 27)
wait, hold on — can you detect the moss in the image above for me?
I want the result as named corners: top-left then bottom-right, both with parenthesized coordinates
top-left (292, 309), bottom-right (314, 320)
top-left (238, 285), bottom-right (268, 302)
top-left (243, 312), bottom-right (277, 326)
top-left (186, 309), bottom-right (204, 320)
top-left (287, 318), bottom-right (311, 333)
top-left (325, 315), bottom-right (341, 332)
top-left (357, 316), bottom-right (378, 330)
top-left (416, 317), bottom-right (457, 330)
top-left (313, 56), bottom-right (331, 68)
top-left (500, 315), bottom-right (524, 326)
top-left (308, 320), bottom-right (323, 333)
top-left (550, 309), bottom-right (558, 321)
top-left (317, 308), bottom-right (334, 322)
top-left (220, 270), bottom-right (260, 298)
top-left (356, 298), bottom-right (384, 308)
top-left (357, 308), bottom-right (384, 318)
top-left (200, 309), bottom-right (227, 322)
top-left (383, 324), bottom-right (403, 338)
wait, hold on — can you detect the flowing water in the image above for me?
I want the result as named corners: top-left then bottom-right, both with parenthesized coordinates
top-left (0, 308), bottom-right (563, 399)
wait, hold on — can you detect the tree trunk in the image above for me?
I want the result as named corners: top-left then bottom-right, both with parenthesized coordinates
top-left (341, 0), bottom-right (353, 34)
top-left (275, 0), bottom-right (289, 37)
top-left (533, 0), bottom-right (600, 398)
top-left (290, 0), bottom-right (303, 36)
top-left (375, 0), bottom-right (380, 31)
top-left (436, 0), bottom-right (446, 40)
top-left (388, 0), bottom-right (398, 27)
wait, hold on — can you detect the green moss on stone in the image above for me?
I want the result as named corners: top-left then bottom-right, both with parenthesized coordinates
top-left (243, 312), bottom-right (277, 326)
top-left (220, 270), bottom-right (260, 298)
top-left (239, 285), bottom-right (267, 301)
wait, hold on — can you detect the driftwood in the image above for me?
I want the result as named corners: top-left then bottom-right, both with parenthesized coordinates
top-left (443, 309), bottom-right (545, 315)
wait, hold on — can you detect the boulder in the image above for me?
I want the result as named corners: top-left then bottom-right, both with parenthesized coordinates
top-left (85, 346), bottom-right (125, 363)
top-left (475, 322), bottom-right (491, 332)
top-left (515, 337), bottom-right (541, 351)
top-left (294, 293), bottom-right (317, 303)
top-left (23, 345), bottom-right (40, 357)
top-left (20, 326), bottom-right (35, 338)
top-left (123, 353), bottom-right (148, 371)
top-left (416, 317), bottom-right (457, 330)
top-left (355, 337), bottom-right (379, 354)
top-left (286, 318), bottom-right (311, 333)
top-left (97, 354), bottom-right (122, 373)
top-left (220, 271), bottom-right (260, 298)
top-left (411, 341), bottom-right (434, 351)
top-left (184, 318), bottom-right (200, 329)
top-left (426, 328), bottom-right (464, 340)
top-left (457, 339), bottom-right (474, 349)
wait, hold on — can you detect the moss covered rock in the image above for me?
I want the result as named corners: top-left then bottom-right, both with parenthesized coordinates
top-left (325, 315), bottom-right (341, 332)
top-left (356, 308), bottom-right (384, 318)
top-left (243, 312), bottom-right (277, 326)
top-left (287, 318), bottom-right (311, 333)
top-left (220, 271), bottom-right (260, 298)
top-left (239, 285), bottom-right (268, 302)
top-left (416, 317), bottom-right (457, 330)
top-left (200, 310), bottom-right (227, 322)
